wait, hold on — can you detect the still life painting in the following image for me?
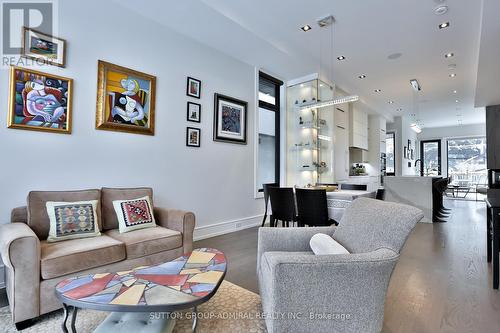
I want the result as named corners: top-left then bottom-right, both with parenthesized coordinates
top-left (213, 93), bottom-right (247, 144)
top-left (22, 27), bottom-right (66, 67)
top-left (8, 66), bottom-right (72, 134)
top-left (96, 60), bottom-right (156, 135)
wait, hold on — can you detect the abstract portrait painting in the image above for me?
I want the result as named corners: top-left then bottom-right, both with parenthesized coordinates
top-left (96, 60), bottom-right (156, 135)
top-left (213, 93), bottom-right (247, 144)
top-left (8, 66), bottom-right (72, 134)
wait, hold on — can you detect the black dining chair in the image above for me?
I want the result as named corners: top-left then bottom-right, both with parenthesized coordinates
top-left (340, 184), bottom-right (367, 191)
top-left (316, 183), bottom-right (339, 187)
top-left (295, 188), bottom-right (337, 227)
top-left (261, 183), bottom-right (278, 227)
top-left (268, 187), bottom-right (296, 227)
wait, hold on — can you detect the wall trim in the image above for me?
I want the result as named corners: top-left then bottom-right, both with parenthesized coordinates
top-left (194, 214), bottom-right (263, 241)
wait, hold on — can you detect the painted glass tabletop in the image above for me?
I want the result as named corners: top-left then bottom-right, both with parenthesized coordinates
top-left (55, 248), bottom-right (226, 310)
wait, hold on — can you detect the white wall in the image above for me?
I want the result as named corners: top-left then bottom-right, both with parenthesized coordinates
top-left (387, 116), bottom-right (417, 176)
top-left (0, 1), bottom-right (264, 239)
top-left (417, 123), bottom-right (486, 177)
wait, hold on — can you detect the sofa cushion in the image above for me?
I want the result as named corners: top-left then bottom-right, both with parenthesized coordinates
top-left (40, 235), bottom-right (125, 279)
top-left (46, 200), bottom-right (101, 242)
top-left (105, 226), bottom-right (182, 260)
top-left (28, 189), bottom-right (102, 240)
top-left (113, 196), bottom-right (156, 233)
top-left (101, 187), bottom-right (153, 231)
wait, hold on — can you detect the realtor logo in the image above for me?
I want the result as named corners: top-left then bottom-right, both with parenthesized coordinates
top-left (1, 0), bottom-right (58, 67)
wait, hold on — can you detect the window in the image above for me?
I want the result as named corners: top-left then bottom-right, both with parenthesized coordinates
top-left (386, 132), bottom-right (395, 176)
top-left (420, 140), bottom-right (442, 176)
top-left (447, 137), bottom-right (487, 186)
top-left (257, 72), bottom-right (282, 192)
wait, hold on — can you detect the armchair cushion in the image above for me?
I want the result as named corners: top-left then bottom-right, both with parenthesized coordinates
top-left (105, 226), bottom-right (182, 260)
top-left (335, 197), bottom-right (423, 253)
top-left (27, 189), bottom-right (102, 239)
top-left (101, 187), bottom-right (153, 230)
top-left (40, 235), bottom-right (125, 279)
top-left (309, 233), bottom-right (349, 255)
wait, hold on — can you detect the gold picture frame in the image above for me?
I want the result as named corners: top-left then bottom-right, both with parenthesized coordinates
top-left (8, 66), bottom-right (72, 134)
top-left (96, 60), bottom-right (156, 135)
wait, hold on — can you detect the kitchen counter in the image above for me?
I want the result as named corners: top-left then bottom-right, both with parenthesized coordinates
top-left (384, 176), bottom-right (440, 223)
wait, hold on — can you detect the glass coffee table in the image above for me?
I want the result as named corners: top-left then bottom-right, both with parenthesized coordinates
top-left (55, 248), bottom-right (226, 333)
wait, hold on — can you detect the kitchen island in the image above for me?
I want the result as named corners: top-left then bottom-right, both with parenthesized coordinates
top-left (384, 176), bottom-right (440, 223)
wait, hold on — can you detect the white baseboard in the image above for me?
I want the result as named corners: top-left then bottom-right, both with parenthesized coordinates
top-left (0, 263), bottom-right (5, 289)
top-left (194, 214), bottom-right (263, 241)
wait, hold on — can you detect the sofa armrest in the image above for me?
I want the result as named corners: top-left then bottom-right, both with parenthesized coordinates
top-left (259, 248), bottom-right (399, 332)
top-left (0, 223), bottom-right (41, 323)
top-left (154, 207), bottom-right (195, 253)
top-left (257, 226), bottom-right (335, 273)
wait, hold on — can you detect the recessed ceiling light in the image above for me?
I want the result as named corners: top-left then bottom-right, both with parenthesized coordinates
top-left (358, 74), bottom-right (366, 79)
top-left (439, 22), bottom-right (450, 29)
top-left (449, 73), bottom-right (456, 78)
top-left (445, 52), bottom-right (454, 58)
top-left (455, 100), bottom-right (459, 103)
top-left (300, 25), bottom-right (312, 32)
top-left (453, 90), bottom-right (457, 94)
top-left (388, 100), bottom-right (394, 104)
top-left (374, 89), bottom-right (381, 93)
top-left (337, 56), bottom-right (346, 61)
top-left (396, 108), bottom-right (403, 111)
top-left (434, 5), bottom-right (448, 15)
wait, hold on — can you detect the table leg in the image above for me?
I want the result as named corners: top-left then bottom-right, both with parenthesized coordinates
top-left (487, 207), bottom-right (492, 263)
top-left (61, 303), bottom-right (69, 333)
top-left (71, 306), bottom-right (78, 333)
top-left (192, 306), bottom-right (198, 333)
top-left (493, 210), bottom-right (499, 289)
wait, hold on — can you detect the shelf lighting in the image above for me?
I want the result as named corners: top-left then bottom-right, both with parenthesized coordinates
top-left (410, 123), bottom-right (422, 134)
top-left (299, 95), bottom-right (359, 112)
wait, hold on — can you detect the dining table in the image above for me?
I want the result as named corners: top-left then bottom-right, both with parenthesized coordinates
top-left (326, 190), bottom-right (377, 222)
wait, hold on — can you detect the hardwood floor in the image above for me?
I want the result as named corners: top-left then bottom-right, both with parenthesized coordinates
top-left (196, 199), bottom-right (500, 332)
top-left (0, 200), bottom-right (498, 332)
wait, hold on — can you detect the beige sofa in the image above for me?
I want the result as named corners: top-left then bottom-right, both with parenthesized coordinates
top-left (0, 187), bottom-right (195, 329)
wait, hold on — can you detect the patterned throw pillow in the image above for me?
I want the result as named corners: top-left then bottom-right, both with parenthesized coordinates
top-left (46, 200), bottom-right (101, 242)
top-left (112, 196), bottom-right (156, 233)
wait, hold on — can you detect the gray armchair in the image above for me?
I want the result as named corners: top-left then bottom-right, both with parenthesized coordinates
top-left (257, 197), bottom-right (423, 333)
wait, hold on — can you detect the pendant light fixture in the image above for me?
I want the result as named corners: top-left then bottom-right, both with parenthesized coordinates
top-left (299, 15), bottom-right (358, 112)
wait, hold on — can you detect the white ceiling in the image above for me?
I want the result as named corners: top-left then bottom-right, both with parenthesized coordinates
top-left (116, 0), bottom-right (487, 128)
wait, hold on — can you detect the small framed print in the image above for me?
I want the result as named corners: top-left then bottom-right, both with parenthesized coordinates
top-left (408, 139), bottom-right (411, 149)
top-left (404, 146), bottom-right (408, 159)
top-left (213, 93), bottom-right (247, 144)
top-left (186, 127), bottom-right (201, 147)
top-left (187, 102), bottom-right (201, 123)
top-left (22, 27), bottom-right (66, 67)
top-left (186, 77), bottom-right (201, 99)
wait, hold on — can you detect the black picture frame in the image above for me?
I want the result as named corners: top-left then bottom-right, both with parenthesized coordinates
top-left (408, 139), bottom-right (411, 149)
top-left (186, 77), bottom-right (201, 99)
top-left (213, 93), bottom-right (248, 144)
top-left (187, 102), bottom-right (201, 123)
top-left (186, 127), bottom-right (201, 147)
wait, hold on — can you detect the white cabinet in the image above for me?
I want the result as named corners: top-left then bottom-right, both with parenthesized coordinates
top-left (334, 107), bottom-right (349, 181)
top-left (349, 106), bottom-right (368, 150)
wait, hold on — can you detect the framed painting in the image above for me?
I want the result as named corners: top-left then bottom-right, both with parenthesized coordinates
top-left (7, 66), bottom-right (72, 134)
top-left (96, 60), bottom-right (156, 135)
top-left (22, 27), bottom-right (66, 67)
top-left (186, 127), bottom-right (200, 147)
top-left (186, 77), bottom-right (201, 99)
top-left (187, 102), bottom-right (201, 123)
top-left (213, 93), bottom-right (247, 144)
